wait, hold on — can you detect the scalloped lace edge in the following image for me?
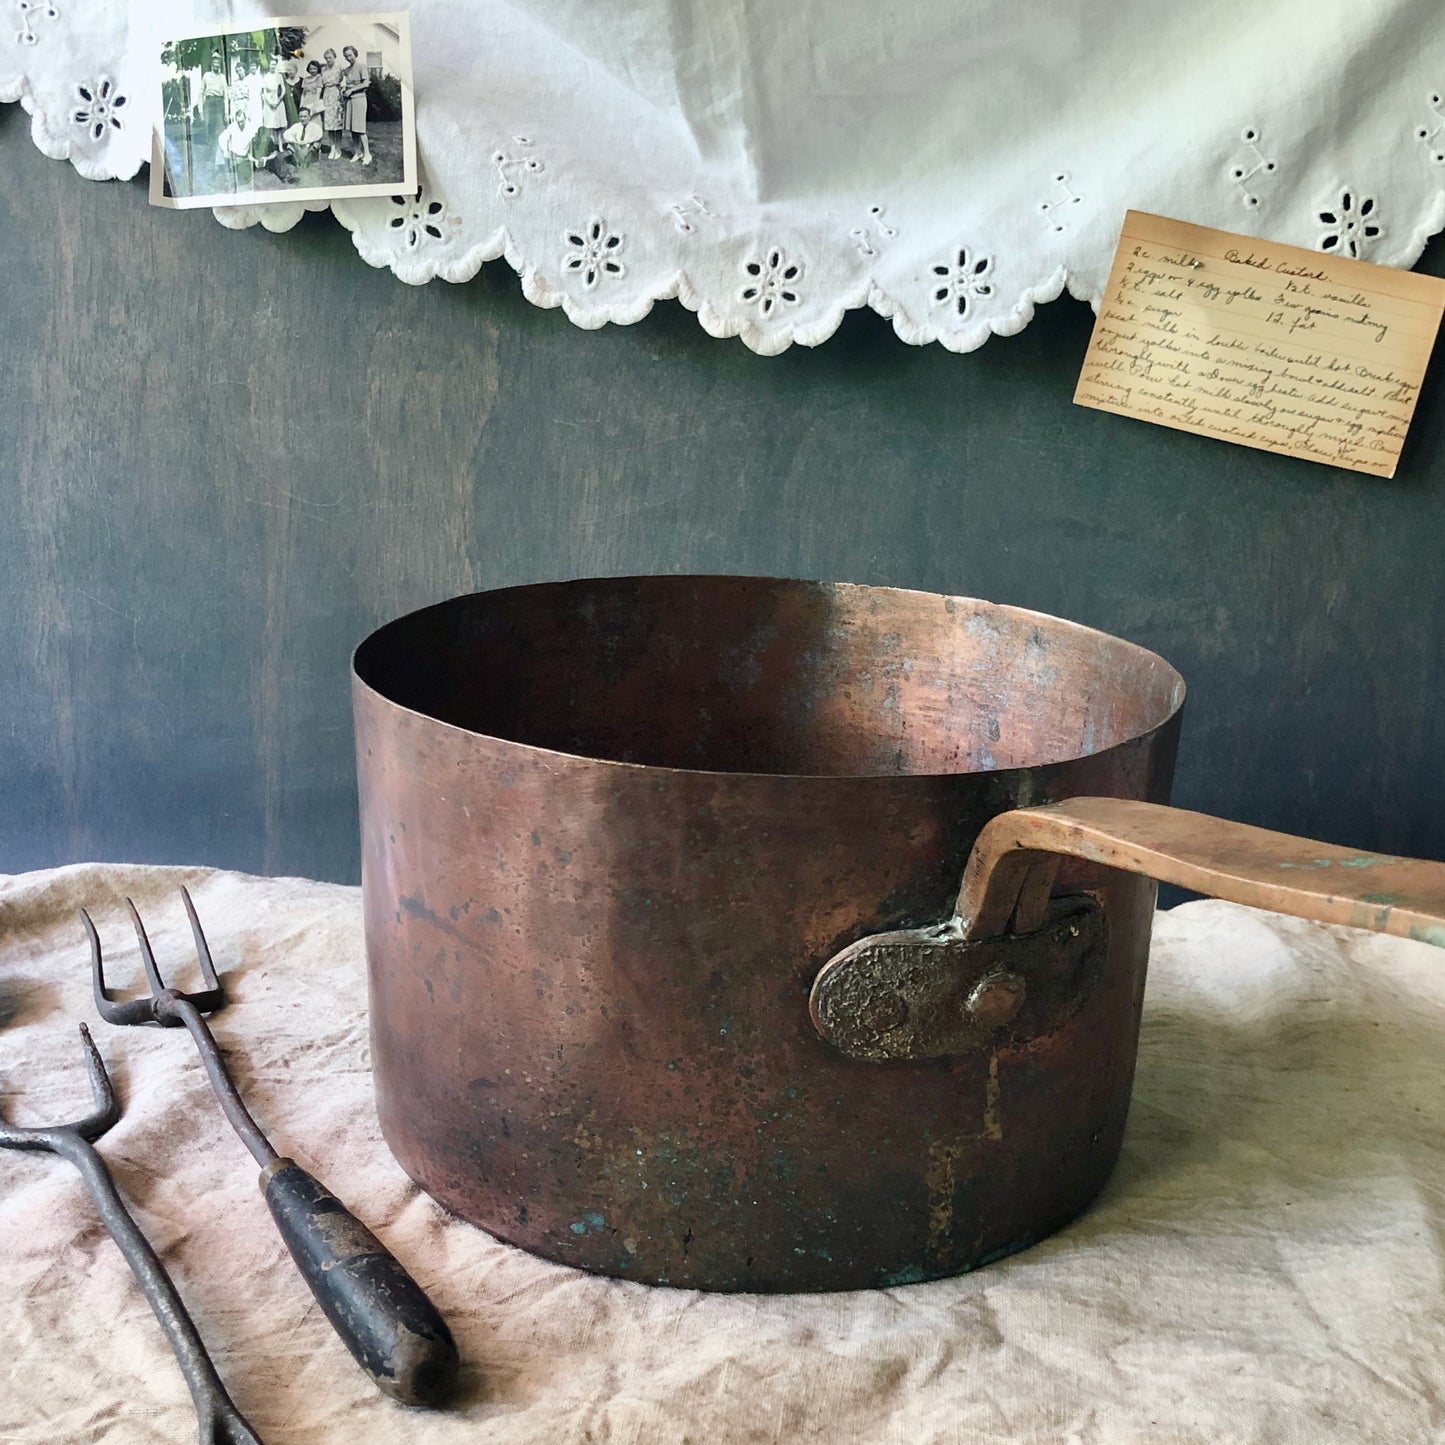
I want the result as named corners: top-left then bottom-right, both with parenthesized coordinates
top-left (8, 78), bottom-right (1445, 354)
top-left (207, 198), bottom-right (1083, 354)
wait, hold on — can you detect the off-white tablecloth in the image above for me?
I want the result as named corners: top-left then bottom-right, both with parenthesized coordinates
top-left (1, 863), bottom-right (1441, 1444)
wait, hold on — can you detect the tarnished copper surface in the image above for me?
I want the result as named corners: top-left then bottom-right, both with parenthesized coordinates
top-left (956, 797), bottom-right (1445, 946)
top-left (354, 577), bottom-right (1185, 1290)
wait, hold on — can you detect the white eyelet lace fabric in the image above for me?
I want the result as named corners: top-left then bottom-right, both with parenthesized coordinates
top-left (6, 0), bottom-right (1445, 354)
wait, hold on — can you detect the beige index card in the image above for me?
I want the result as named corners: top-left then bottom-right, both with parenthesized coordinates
top-left (1075, 211), bottom-right (1445, 477)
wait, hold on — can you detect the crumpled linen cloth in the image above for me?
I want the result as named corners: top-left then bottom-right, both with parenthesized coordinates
top-left (1, 862), bottom-right (1441, 1444)
top-left (5, 2), bottom-right (1445, 352)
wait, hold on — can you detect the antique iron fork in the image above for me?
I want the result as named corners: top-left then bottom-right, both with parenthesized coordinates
top-left (0, 1023), bottom-right (264, 1444)
top-left (85, 889), bottom-right (458, 1408)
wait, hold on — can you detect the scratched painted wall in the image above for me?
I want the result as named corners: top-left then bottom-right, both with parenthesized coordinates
top-left (2, 109), bottom-right (1443, 883)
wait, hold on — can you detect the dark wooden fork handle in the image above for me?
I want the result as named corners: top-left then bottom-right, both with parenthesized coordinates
top-left (260, 1159), bottom-right (458, 1407)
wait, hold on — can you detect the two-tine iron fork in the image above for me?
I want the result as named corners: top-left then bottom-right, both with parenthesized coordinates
top-left (0, 1024), bottom-right (263, 1444)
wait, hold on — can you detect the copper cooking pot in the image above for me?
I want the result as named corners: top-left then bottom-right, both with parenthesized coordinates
top-left (352, 577), bottom-right (1445, 1291)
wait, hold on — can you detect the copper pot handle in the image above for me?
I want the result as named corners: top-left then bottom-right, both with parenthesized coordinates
top-left (810, 798), bottom-right (1445, 1060)
top-left (958, 797), bottom-right (1445, 947)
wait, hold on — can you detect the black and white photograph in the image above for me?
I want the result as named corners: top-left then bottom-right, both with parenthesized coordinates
top-left (152, 13), bottom-right (415, 209)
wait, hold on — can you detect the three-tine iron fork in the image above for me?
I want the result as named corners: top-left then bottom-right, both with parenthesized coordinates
top-left (85, 888), bottom-right (458, 1408)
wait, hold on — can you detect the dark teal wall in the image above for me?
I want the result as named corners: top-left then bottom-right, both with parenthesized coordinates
top-left (3, 108), bottom-right (1443, 883)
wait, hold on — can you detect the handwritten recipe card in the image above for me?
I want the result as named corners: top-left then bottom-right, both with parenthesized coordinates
top-left (1075, 211), bottom-right (1445, 476)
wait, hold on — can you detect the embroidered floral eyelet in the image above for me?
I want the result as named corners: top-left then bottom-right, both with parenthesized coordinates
top-left (563, 218), bottom-right (626, 288)
top-left (1416, 92), bottom-right (1445, 166)
top-left (1228, 125), bottom-right (1276, 208)
top-left (1318, 190), bottom-right (1381, 258)
top-left (17, 0), bottom-right (59, 45)
top-left (72, 77), bottom-right (126, 141)
top-left (930, 247), bottom-right (994, 319)
top-left (851, 203), bottom-right (900, 256)
top-left (740, 248), bottom-right (803, 316)
top-left (1039, 173), bottom-right (1082, 232)
top-left (669, 194), bottom-right (713, 234)
top-left (867, 204), bottom-right (898, 237)
top-left (388, 188), bottom-right (451, 250)
top-left (493, 137), bottom-right (544, 198)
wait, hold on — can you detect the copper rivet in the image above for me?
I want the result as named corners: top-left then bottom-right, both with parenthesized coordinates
top-left (966, 971), bottom-right (1026, 1027)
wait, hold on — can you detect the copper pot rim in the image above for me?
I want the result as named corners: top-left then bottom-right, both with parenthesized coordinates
top-left (351, 574), bottom-right (1189, 784)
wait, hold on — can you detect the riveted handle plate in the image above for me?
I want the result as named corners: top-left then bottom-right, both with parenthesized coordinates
top-left (809, 897), bottom-right (1106, 1061)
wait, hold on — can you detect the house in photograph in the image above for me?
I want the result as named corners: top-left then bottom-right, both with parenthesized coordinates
top-left (298, 18), bottom-right (408, 121)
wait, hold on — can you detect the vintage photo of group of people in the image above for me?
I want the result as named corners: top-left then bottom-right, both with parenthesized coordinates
top-left (154, 14), bottom-right (415, 208)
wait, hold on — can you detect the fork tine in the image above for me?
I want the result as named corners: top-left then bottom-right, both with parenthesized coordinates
top-left (84, 908), bottom-right (161, 1025)
top-left (82, 906), bottom-right (110, 1016)
top-left (0, 1024), bottom-right (119, 1147)
top-left (180, 886), bottom-right (220, 991)
top-left (125, 897), bottom-right (167, 996)
top-left (75, 1023), bottom-right (120, 1137)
